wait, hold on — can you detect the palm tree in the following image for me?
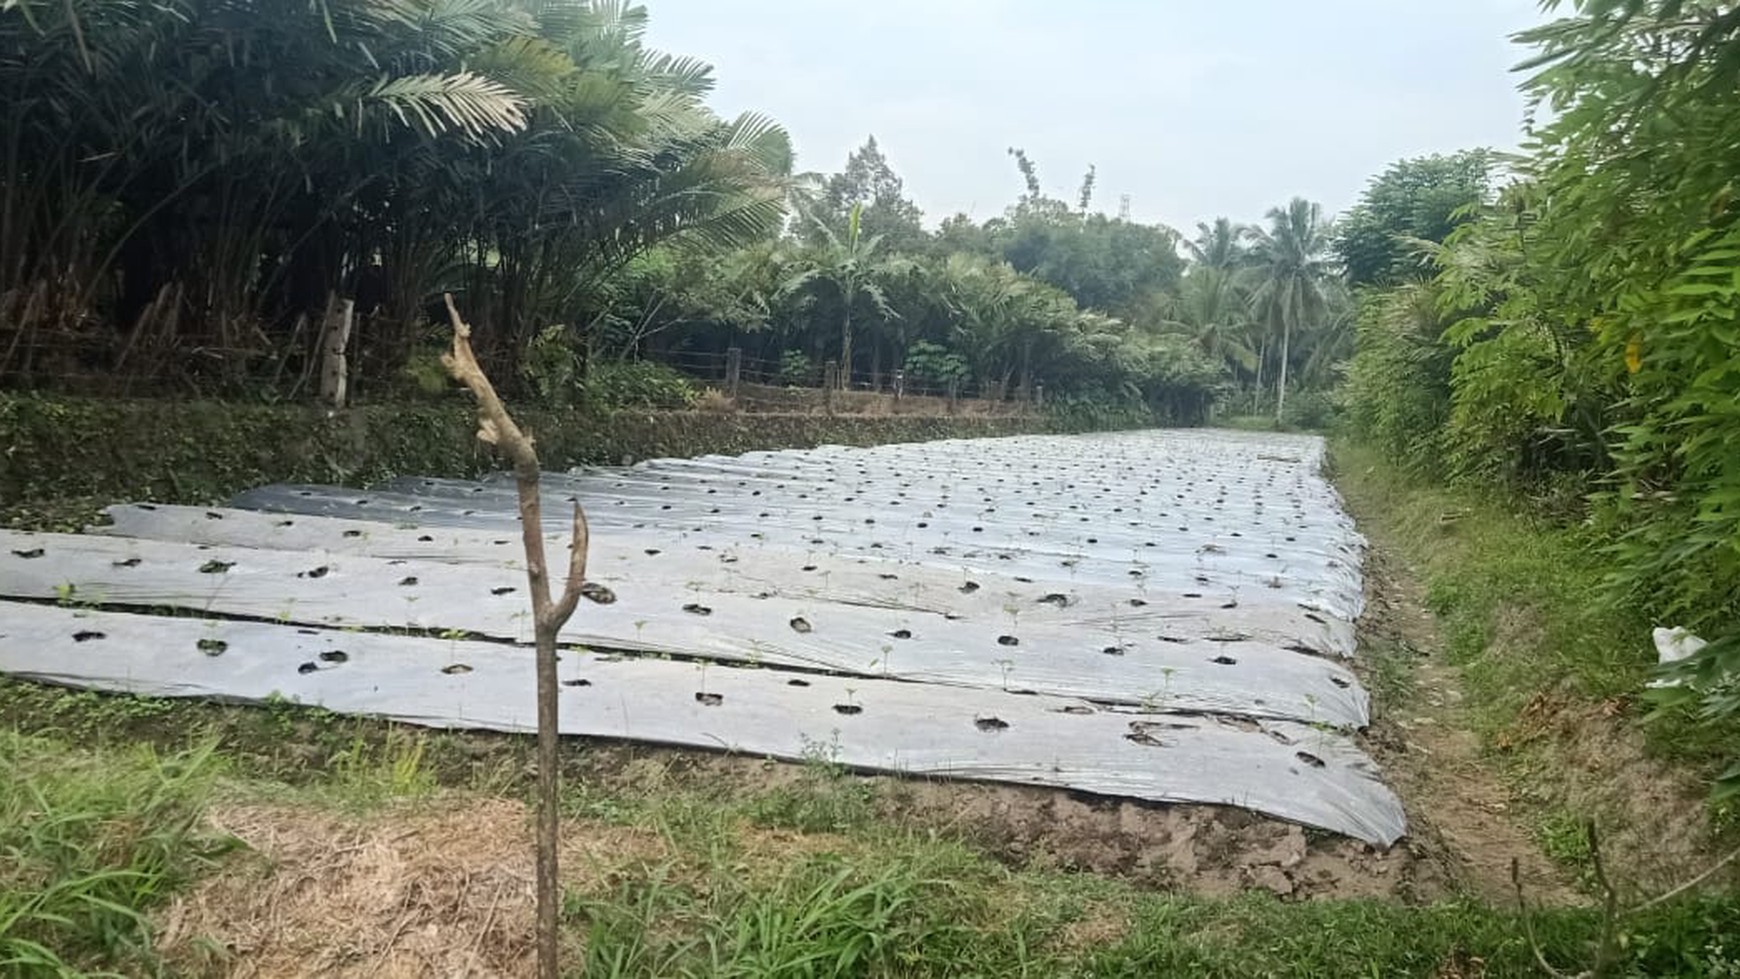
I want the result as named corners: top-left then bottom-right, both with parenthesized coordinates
top-left (0, 0), bottom-right (793, 389)
top-left (1164, 266), bottom-right (1258, 379)
top-left (781, 203), bottom-right (910, 388)
top-left (1249, 198), bottom-right (1335, 423)
top-left (0, 0), bottom-right (533, 349)
top-left (1187, 217), bottom-right (1253, 271)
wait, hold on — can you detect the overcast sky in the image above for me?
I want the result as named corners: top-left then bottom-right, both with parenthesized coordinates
top-left (645, 0), bottom-right (1547, 232)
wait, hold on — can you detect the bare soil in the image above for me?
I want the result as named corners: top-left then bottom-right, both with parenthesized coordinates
top-left (583, 747), bottom-right (1444, 901)
top-left (1487, 639), bottom-right (1719, 891)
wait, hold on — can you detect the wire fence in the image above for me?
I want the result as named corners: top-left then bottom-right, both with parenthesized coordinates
top-left (0, 311), bottom-right (1040, 416)
top-left (649, 347), bottom-right (1043, 409)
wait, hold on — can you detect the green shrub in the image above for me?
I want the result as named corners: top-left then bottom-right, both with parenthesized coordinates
top-left (523, 325), bottom-right (585, 407)
top-left (902, 341), bottom-right (969, 389)
top-left (582, 361), bottom-right (699, 410)
top-left (777, 350), bottom-right (814, 387)
top-left (1282, 389), bottom-right (1339, 431)
top-left (1340, 283), bottom-right (1453, 475)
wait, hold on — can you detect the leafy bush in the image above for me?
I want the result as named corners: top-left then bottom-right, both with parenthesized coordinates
top-left (902, 341), bottom-right (969, 389)
top-left (1341, 283), bottom-right (1453, 474)
top-left (582, 361), bottom-right (698, 411)
top-left (777, 350), bottom-right (814, 387)
top-left (522, 325), bottom-right (585, 407)
top-left (1282, 389), bottom-right (1339, 431)
top-left (1046, 394), bottom-right (1159, 433)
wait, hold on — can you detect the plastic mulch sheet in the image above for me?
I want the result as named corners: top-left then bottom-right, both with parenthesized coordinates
top-left (0, 429), bottom-right (1403, 844)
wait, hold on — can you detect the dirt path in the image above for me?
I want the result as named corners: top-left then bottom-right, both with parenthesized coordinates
top-left (1354, 538), bottom-right (1579, 905)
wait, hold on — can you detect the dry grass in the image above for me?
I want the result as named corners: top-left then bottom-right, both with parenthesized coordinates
top-left (158, 797), bottom-right (670, 978)
top-left (693, 388), bottom-right (737, 413)
top-left (729, 382), bottom-right (1034, 418)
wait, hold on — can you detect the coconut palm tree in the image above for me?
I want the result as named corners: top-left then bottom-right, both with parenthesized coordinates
top-left (1249, 197), bottom-right (1335, 422)
top-left (1164, 266), bottom-right (1258, 381)
top-left (1187, 217), bottom-right (1253, 271)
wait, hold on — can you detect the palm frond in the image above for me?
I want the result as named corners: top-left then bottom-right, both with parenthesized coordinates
top-left (338, 71), bottom-right (529, 139)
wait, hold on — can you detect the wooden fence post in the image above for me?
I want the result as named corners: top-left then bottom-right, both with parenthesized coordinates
top-left (823, 360), bottom-right (838, 414)
top-left (319, 293), bottom-right (355, 409)
top-left (725, 347), bottom-right (742, 398)
top-left (947, 377), bottom-right (959, 415)
top-left (892, 369), bottom-right (905, 402)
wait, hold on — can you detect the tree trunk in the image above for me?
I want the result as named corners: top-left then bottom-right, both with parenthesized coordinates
top-left (839, 295), bottom-right (853, 391)
top-left (1253, 337), bottom-right (1268, 414)
top-left (532, 624), bottom-right (560, 979)
top-left (1275, 319), bottom-right (1291, 425)
top-left (442, 295), bottom-right (589, 979)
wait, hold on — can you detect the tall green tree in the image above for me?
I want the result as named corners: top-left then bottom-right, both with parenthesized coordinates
top-left (0, 0), bottom-right (792, 391)
top-left (1187, 218), bottom-right (1253, 271)
top-left (1335, 150), bottom-right (1496, 288)
top-left (990, 148), bottom-right (1185, 316)
top-left (1249, 197), bottom-right (1335, 423)
top-left (816, 136), bottom-right (927, 252)
top-left (1164, 266), bottom-right (1257, 378)
top-left (1337, 0), bottom-right (1740, 798)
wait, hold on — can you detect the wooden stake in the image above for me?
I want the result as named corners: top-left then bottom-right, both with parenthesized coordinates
top-left (320, 294), bottom-right (355, 408)
top-left (442, 293), bottom-right (587, 979)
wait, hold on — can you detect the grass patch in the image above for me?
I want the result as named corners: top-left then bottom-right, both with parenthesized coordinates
top-left (560, 838), bottom-right (1740, 978)
top-left (0, 731), bottom-right (227, 976)
top-left (745, 744), bottom-right (879, 835)
top-left (572, 846), bottom-right (1002, 977)
top-left (1536, 808), bottom-right (1599, 882)
top-left (0, 678), bottom-right (528, 802)
top-left (1361, 635), bottom-right (1423, 707)
top-left (1331, 438), bottom-right (1740, 885)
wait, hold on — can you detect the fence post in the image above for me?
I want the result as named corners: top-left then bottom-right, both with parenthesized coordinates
top-left (319, 293), bottom-right (355, 409)
top-left (947, 377), bottom-right (959, 415)
top-left (725, 347), bottom-right (742, 398)
top-left (822, 360), bottom-right (838, 414)
top-left (1033, 381), bottom-right (1044, 409)
top-left (892, 369), bottom-right (904, 402)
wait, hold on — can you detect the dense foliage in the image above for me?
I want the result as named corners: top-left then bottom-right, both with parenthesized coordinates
top-left (0, 0), bottom-right (1353, 421)
top-left (1341, 0), bottom-right (1740, 797)
top-left (0, 0), bottom-right (792, 393)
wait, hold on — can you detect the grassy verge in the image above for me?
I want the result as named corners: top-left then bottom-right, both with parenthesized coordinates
top-left (5, 679), bottom-right (1740, 977)
top-left (564, 840), bottom-right (1732, 978)
top-left (1330, 439), bottom-right (1740, 878)
top-left (1, 731), bottom-right (228, 976)
top-left (1331, 442), bottom-right (1648, 732)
